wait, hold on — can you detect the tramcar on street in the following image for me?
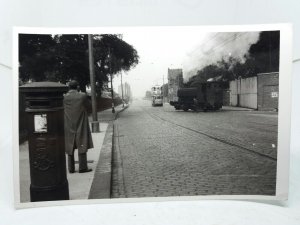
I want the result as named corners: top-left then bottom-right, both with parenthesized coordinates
top-left (151, 85), bottom-right (163, 107)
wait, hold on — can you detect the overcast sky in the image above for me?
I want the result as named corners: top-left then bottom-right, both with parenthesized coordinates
top-left (112, 28), bottom-right (208, 98)
top-left (112, 28), bottom-right (260, 98)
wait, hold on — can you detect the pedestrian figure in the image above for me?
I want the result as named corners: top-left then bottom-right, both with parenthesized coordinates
top-left (64, 80), bottom-right (93, 173)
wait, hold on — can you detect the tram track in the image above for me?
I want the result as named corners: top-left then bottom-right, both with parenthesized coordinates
top-left (143, 107), bottom-right (277, 162)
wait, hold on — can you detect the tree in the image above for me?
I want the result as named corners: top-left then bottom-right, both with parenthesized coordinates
top-left (93, 34), bottom-right (139, 74)
top-left (187, 60), bottom-right (234, 85)
top-left (19, 34), bottom-right (139, 95)
top-left (92, 34), bottom-right (139, 94)
top-left (19, 34), bottom-right (57, 82)
top-left (248, 31), bottom-right (280, 73)
top-left (54, 34), bottom-right (90, 91)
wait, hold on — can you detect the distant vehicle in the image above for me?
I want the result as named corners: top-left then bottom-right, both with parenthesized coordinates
top-left (151, 85), bottom-right (163, 107)
top-left (151, 85), bottom-right (162, 96)
top-left (152, 95), bottom-right (163, 106)
top-left (170, 81), bottom-right (223, 111)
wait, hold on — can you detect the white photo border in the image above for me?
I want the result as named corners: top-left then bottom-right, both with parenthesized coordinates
top-left (13, 24), bottom-right (293, 209)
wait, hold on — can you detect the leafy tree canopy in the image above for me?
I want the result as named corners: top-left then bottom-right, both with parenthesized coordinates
top-left (19, 34), bottom-right (139, 93)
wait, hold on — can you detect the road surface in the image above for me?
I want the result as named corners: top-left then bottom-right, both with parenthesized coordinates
top-left (111, 99), bottom-right (277, 198)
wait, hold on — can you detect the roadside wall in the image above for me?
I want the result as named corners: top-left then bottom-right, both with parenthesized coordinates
top-left (257, 72), bottom-right (279, 111)
top-left (229, 76), bottom-right (257, 109)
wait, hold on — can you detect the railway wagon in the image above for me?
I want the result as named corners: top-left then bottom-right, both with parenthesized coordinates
top-left (171, 81), bottom-right (223, 111)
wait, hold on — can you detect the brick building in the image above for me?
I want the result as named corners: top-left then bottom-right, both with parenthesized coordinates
top-left (229, 72), bottom-right (279, 111)
top-left (167, 68), bottom-right (183, 103)
top-left (257, 72), bottom-right (279, 111)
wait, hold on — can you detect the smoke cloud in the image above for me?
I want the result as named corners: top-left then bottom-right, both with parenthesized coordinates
top-left (182, 32), bottom-right (261, 81)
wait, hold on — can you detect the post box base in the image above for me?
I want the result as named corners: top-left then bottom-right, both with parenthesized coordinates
top-left (30, 180), bottom-right (70, 202)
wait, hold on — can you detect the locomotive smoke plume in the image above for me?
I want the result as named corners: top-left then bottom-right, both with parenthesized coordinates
top-left (183, 32), bottom-right (261, 81)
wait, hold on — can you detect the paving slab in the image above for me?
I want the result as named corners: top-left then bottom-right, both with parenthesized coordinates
top-left (19, 123), bottom-right (108, 202)
top-left (18, 104), bottom-right (128, 202)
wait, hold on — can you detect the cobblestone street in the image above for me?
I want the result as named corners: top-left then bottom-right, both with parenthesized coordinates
top-left (111, 99), bottom-right (278, 198)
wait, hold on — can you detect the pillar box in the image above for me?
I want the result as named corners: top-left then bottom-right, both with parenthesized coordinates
top-left (20, 81), bottom-right (69, 202)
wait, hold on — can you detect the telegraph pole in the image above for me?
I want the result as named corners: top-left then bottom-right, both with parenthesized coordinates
top-left (88, 34), bottom-right (100, 132)
top-left (162, 74), bottom-right (165, 103)
top-left (109, 48), bottom-right (115, 113)
top-left (121, 71), bottom-right (124, 108)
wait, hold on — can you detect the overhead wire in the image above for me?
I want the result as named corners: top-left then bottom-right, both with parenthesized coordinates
top-left (204, 32), bottom-right (246, 57)
top-left (188, 32), bottom-right (221, 56)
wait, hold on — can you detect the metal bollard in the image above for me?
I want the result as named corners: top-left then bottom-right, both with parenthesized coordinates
top-left (20, 82), bottom-right (69, 202)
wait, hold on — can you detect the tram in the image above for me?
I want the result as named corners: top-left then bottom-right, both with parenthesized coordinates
top-left (151, 85), bottom-right (163, 106)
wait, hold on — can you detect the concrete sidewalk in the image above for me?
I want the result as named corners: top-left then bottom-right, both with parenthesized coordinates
top-left (19, 104), bottom-right (128, 202)
top-left (221, 106), bottom-right (255, 111)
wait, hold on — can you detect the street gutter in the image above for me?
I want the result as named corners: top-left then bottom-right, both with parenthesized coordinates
top-left (88, 104), bottom-right (129, 199)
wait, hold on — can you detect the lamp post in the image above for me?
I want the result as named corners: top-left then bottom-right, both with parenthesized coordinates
top-left (120, 71), bottom-right (124, 108)
top-left (110, 75), bottom-right (115, 113)
top-left (162, 73), bottom-right (165, 103)
top-left (88, 34), bottom-right (100, 132)
top-left (108, 48), bottom-right (115, 113)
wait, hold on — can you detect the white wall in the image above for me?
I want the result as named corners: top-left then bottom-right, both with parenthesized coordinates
top-left (229, 80), bottom-right (238, 106)
top-left (230, 76), bottom-right (257, 109)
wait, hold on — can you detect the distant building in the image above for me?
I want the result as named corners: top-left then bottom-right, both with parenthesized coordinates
top-left (118, 82), bottom-right (132, 103)
top-left (257, 72), bottom-right (279, 111)
top-left (167, 68), bottom-right (183, 103)
top-left (145, 90), bottom-right (152, 99)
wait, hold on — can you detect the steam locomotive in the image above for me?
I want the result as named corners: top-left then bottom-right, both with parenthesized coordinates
top-left (170, 81), bottom-right (223, 111)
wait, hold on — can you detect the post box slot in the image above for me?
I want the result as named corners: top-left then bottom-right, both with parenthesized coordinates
top-left (29, 100), bottom-right (51, 108)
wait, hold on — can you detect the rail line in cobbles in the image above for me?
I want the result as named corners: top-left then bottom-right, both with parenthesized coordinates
top-left (111, 103), bottom-right (276, 197)
top-left (143, 107), bottom-right (277, 162)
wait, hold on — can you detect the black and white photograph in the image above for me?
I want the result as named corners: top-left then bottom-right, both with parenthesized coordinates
top-left (14, 26), bottom-right (291, 206)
